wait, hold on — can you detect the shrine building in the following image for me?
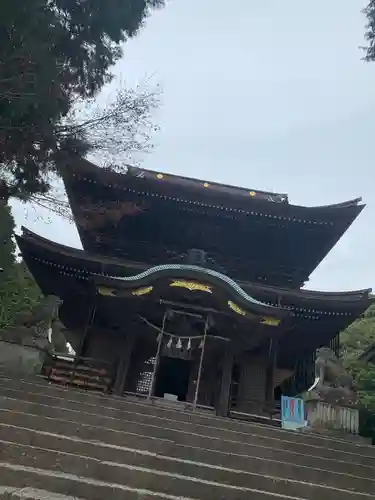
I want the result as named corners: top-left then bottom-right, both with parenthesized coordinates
top-left (17, 155), bottom-right (373, 418)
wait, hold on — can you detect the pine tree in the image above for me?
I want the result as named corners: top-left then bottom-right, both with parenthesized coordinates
top-left (364, 1), bottom-right (375, 61)
top-left (0, 0), bottom-right (163, 203)
top-left (0, 203), bottom-right (41, 331)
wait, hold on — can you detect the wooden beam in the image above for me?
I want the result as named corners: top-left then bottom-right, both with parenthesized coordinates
top-left (159, 299), bottom-right (232, 317)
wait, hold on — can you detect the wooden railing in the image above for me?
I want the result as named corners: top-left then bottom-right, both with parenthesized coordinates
top-left (42, 352), bottom-right (116, 393)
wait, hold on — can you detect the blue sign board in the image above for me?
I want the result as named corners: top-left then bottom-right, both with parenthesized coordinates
top-left (281, 396), bottom-right (306, 430)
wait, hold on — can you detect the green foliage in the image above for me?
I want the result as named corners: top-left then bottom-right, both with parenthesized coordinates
top-left (348, 361), bottom-right (375, 410)
top-left (341, 306), bottom-right (375, 360)
top-left (0, 0), bottom-right (163, 202)
top-left (0, 205), bottom-right (67, 354)
top-left (0, 204), bottom-right (16, 273)
top-left (363, 1), bottom-right (375, 61)
top-left (0, 204), bottom-right (41, 331)
top-left (340, 304), bottom-right (375, 411)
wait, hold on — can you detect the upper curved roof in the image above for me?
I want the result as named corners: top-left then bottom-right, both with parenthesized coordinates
top-left (61, 155), bottom-right (289, 205)
top-left (60, 155), bottom-right (364, 212)
top-left (58, 156), bottom-right (366, 288)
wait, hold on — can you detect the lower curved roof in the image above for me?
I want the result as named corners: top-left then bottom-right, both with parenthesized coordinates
top-left (94, 263), bottom-right (288, 322)
top-left (18, 227), bottom-right (373, 305)
top-left (16, 228), bottom-right (374, 361)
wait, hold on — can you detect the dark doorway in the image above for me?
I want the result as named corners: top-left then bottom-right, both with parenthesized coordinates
top-left (155, 356), bottom-right (192, 401)
top-left (274, 385), bottom-right (282, 402)
top-left (230, 364), bottom-right (241, 409)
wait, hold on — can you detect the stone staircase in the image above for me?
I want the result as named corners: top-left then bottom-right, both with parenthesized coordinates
top-left (0, 374), bottom-right (375, 499)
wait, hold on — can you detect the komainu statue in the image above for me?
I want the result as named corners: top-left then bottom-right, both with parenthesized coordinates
top-left (306, 347), bottom-right (357, 406)
top-left (1, 295), bottom-right (68, 353)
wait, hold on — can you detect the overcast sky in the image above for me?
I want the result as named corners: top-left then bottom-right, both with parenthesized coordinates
top-left (11, 0), bottom-right (375, 292)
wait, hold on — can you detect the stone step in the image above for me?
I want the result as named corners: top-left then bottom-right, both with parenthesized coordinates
top-left (2, 422), bottom-right (375, 494)
top-left (0, 375), bottom-right (372, 456)
top-left (0, 463), bottom-right (310, 500)
top-left (2, 410), bottom-right (373, 480)
top-left (0, 487), bottom-right (87, 500)
top-left (0, 466), bottom-right (201, 500)
top-left (1, 395), bottom-right (374, 468)
top-left (1, 441), bottom-right (374, 500)
top-left (0, 384), bottom-right (371, 461)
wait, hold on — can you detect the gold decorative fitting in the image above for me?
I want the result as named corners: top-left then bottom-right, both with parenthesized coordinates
top-left (203, 182), bottom-right (209, 188)
top-left (131, 286), bottom-right (153, 296)
top-left (228, 301), bottom-right (246, 316)
top-left (249, 191), bottom-right (256, 197)
top-left (261, 317), bottom-right (280, 327)
top-left (156, 173), bottom-right (164, 179)
top-left (97, 286), bottom-right (116, 297)
top-left (170, 280), bottom-right (212, 293)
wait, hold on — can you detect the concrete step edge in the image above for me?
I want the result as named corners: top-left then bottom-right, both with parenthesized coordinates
top-left (1, 404), bottom-right (374, 475)
top-left (2, 439), bottom-right (375, 499)
top-left (3, 422), bottom-right (375, 488)
top-left (0, 377), bottom-right (284, 431)
top-left (0, 465), bottom-right (198, 500)
top-left (2, 411), bottom-right (374, 476)
top-left (2, 395), bottom-right (374, 462)
top-left (0, 375), bottom-right (369, 451)
top-left (0, 486), bottom-right (86, 500)
top-left (0, 461), bottom-right (308, 500)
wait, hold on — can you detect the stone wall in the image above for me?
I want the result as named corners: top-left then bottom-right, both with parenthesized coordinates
top-left (0, 341), bottom-right (41, 375)
top-left (305, 400), bottom-right (360, 435)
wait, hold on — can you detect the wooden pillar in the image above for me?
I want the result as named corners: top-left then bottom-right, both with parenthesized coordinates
top-left (265, 338), bottom-right (278, 403)
top-left (193, 316), bottom-right (209, 410)
top-left (69, 301), bottom-right (96, 384)
top-left (75, 326), bottom-right (90, 363)
top-left (217, 349), bottom-right (234, 417)
top-left (148, 312), bottom-right (167, 399)
top-left (74, 296), bottom-right (97, 361)
top-left (114, 330), bottom-right (136, 396)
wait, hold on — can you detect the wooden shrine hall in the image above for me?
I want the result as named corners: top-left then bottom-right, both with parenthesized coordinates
top-left (17, 155), bottom-right (374, 417)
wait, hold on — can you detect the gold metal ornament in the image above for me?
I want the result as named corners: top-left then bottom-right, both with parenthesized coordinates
top-left (131, 286), bottom-right (153, 296)
top-left (228, 301), bottom-right (246, 316)
top-left (97, 286), bottom-right (116, 297)
top-left (169, 280), bottom-right (212, 293)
